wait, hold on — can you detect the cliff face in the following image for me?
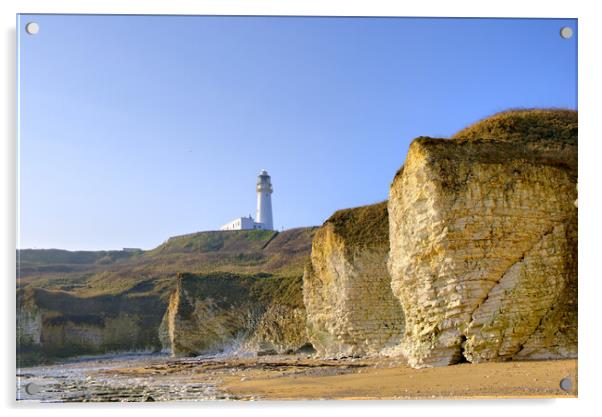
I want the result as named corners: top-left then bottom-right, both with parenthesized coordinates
top-left (388, 135), bottom-right (577, 367)
top-left (303, 202), bottom-right (405, 357)
top-left (18, 109), bottom-right (578, 368)
top-left (163, 273), bottom-right (309, 356)
top-left (244, 305), bottom-right (309, 354)
top-left (17, 287), bottom-right (165, 366)
top-left (18, 227), bottom-right (316, 365)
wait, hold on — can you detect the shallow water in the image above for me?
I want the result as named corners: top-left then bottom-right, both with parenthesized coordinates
top-left (16, 353), bottom-right (237, 402)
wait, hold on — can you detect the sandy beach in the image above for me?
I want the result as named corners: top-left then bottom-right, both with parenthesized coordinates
top-left (219, 357), bottom-right (578, 400)
top-left (17, 354), bottom-right (577, 402)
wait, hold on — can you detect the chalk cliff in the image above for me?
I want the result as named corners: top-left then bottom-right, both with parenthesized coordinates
top-left (17, 109), bottom-right (578, 369)
top-left (163, 272), bottom-right (309, 356)
top-left (17, 228), bottom-right (316, 365)
top-left (387, 110), bottom-right (577, 367)
top-left (17, 286), bottom-right (165, 366)
top-left (303, 202), bottom-right (405, 357)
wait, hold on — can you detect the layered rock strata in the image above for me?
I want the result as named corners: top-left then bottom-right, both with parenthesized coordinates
top-left (17, 287), bottom-right (165, 366)
top-left (303, 202), bottom-right (405, 357)
top-left (17, 227), bottom-right (316, 365)
top-left (163, 272), bottom-right (309, 356)
top-left (388, 135), bottom-right (577, 367)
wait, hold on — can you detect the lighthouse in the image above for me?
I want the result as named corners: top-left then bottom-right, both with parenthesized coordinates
top-left (220, 170), bottom-right (274, 231)
top-left (256, 169), bottom-right (274, 230)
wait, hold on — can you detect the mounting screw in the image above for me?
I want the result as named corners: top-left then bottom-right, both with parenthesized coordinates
top-left (25, 382), bottom-right (41, 395)
top-left (559, 377), bottom-right (573, 392)
top-left (25, 22), bottom-right (39, 35)
top-left (560, 27), bottom-right (573, 39)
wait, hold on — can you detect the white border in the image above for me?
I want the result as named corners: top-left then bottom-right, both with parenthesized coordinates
top-left (2, 1), bottom-right (600, 416)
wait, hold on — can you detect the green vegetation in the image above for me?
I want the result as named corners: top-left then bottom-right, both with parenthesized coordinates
top-left (394, 109), bottom-right (579, 186)
top-left (178, 271), bottom-right (303, 311)
top-left (250, 274), bottom-right (305, 308)
top-left (18, 228), bottom-right (315, 298)
top-left (18, 248), bottom-right (135, 266)
top-left (17, 343), bottom-right (100, 368)
top-left (324, 201), bottom-right (389, 248)
top-left (17, 284), bottom-right (168, 367)
top-left (19, 286), bottom-right (163, 319)
top-left (17, 227), bottom-right (316, 365)
top-left (149, 229), bottom-right (277, 255)
top-left (452, 108), bottom-right (577, 146)
top-left (17, 249), bottom-right (136, 278)
top-left (178, 270), bottom-right (304, 309)
top-left (169, 271), bottom-right (307, 356)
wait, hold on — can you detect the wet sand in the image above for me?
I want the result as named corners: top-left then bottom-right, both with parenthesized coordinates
top-left (17, 354), bottom-right (577, 402)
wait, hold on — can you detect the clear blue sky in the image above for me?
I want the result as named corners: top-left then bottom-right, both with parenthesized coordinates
top-left (17, 15), bottom-right (577, 250)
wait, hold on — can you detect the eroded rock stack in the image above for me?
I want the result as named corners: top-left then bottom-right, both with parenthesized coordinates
top-left (387, 110), bottom-right (577, 367)
top-left (303, 202), bottom-right (405, 357)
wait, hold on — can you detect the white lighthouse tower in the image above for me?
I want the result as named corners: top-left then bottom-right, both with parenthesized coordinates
top-left (256, 169), bottom-right (273, 230)
top-left (219, 169), bottom-right (274, 231)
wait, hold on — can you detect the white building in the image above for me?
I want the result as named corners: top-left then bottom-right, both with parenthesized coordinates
top-left (220, 216), bottom-right (261, 231)
top-left (220, 170), bottom-right (274, 231)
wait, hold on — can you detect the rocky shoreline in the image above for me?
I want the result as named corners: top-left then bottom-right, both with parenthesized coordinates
top-left (17, 353), bottom-right (577, 401)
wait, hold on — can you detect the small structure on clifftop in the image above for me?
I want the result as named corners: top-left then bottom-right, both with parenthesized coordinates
top-left (220, 170), bottom-right (274, 231)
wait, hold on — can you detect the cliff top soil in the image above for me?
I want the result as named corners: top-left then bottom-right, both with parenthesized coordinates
top-left (322, 201), bottom-right (389, 249)
top-left (18, 227), bottom-right (317, 298)
top-left (452, 108), bottom-right (577, 145)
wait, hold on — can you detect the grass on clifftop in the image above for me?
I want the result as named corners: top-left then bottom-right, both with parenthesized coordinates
top-left (452, 108), bottom-right (577, 145)
top-left (148, 229), bottom-right (277, 255)
top-left (177, 272), bottom-right (304, 310)
top-left (324, 201), bottom-right (389, 248)
top-left (18, 228), bottom-right (315, 298)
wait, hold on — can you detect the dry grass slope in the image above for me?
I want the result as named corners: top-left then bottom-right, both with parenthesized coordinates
top-left (452, 108), bottom-right (577, 145)
top-left (17, 227), bottom-right (316, 365)
top-left (324, 201), bottom-right (389, 249)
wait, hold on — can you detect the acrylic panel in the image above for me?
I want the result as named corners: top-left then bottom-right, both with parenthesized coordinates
top-left (16, 14), bottom-right (578, 402)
